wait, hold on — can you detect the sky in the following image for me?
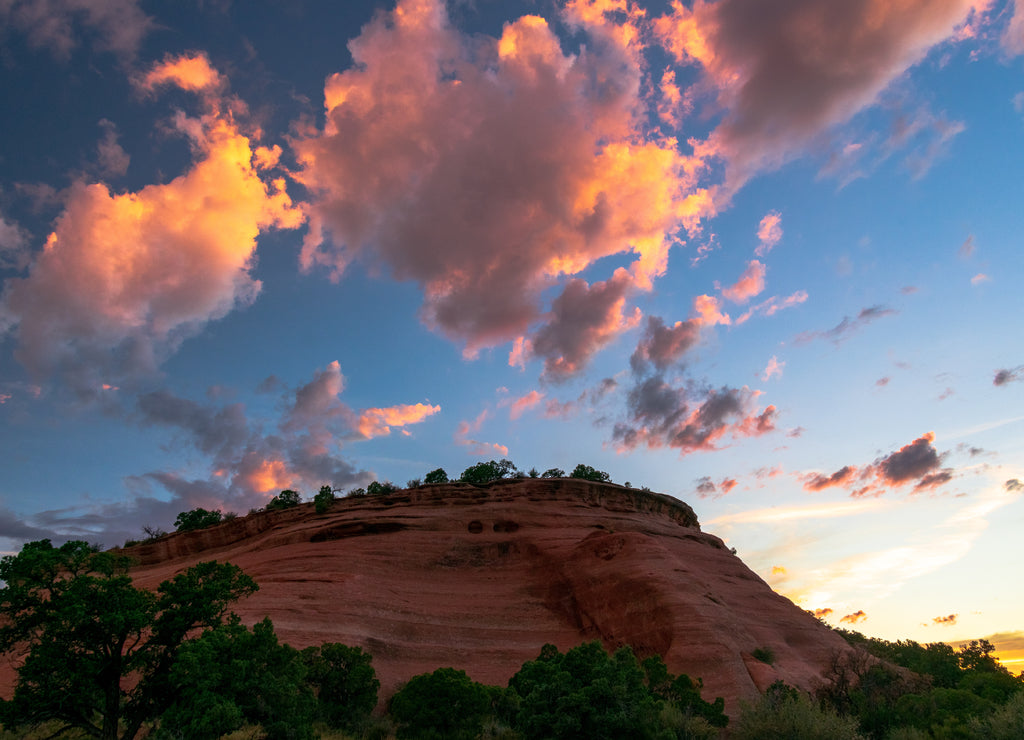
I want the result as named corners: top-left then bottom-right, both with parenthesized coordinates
top-left (1, 0), bottom-right (1023, 668)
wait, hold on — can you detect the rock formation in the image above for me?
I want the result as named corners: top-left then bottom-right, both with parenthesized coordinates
top-left (121, 478), bottom-right (850, 714)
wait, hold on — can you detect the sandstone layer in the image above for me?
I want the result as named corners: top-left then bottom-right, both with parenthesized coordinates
top-left (119, 479), bottom-right (851, 714)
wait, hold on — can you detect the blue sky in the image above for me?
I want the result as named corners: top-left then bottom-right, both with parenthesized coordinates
top-left (1, 0), bottom-right (1023, 666)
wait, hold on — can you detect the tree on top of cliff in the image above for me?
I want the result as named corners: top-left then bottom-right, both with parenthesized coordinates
top-left (460, 459), bottom-right (518, 485)
top-left (267, 489), bottom-right (302, 510)
top-left (0, 540), bottom-right (258, 740)
top-left (174, 507), bottom-right (223, 532)
top-left (570, 464), bottom-right (612, 483)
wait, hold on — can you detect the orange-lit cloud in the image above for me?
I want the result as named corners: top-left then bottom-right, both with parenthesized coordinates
top-left (813, 608), bottom-right (834, 620)
top-left (721, 260), bottom-right (766, 304)
top-left (508, 390), bottom-right (544, 420)
top-left (357, 403), bottom-right (441, 439)
top-left (294, 0), bottom-right (714, 364)
top-left (1, 58), bottom-right (303, 395)
top-left (840, 610), bottom-right (867, 624)
top-left (755, 211), bottom-right (782, 256)
top-left (140, 52), bottom-right (224, 93)
top-left (932, 613), bottom-right (959, 625)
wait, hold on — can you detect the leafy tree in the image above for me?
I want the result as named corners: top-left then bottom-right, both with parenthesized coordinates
top-left (160, 617), bottom-right (315, 740)
top-left (527, 467), bottom-right (540, 478)
top-left (570, 464), bottom-right (611, 483)
top-left (424, 468), bottom-right (449, 484)
top-left (301, 643), bottom-right (379, 731)
top-left (541, 468), bottom-right (566, 478)
top-left (267, 489), bottom-right (302, 510)
top-left (313, 485), bottom-right (335, 515)
top-left (406, 478), bottom-right (422, 488)
top-left (367, 480), bottom-right (398, 495)
top-left (732, 681), bottom-right (865, 740)
top-left (174, 507), bottom-right (223, 532)
top-left (0, 540), bottom-right (257, 740)
top-left (390, 667), bottom-right (491, 740)
top-left (509, 641), bottom-right (665, 739)
top-left (460, 459), bottom-right (518, 485)
top-left (642, 654), bottom-right (728, 728)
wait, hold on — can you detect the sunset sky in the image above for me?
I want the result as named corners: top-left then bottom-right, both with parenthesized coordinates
top-left (1, 0), bottom-right (1022, 667)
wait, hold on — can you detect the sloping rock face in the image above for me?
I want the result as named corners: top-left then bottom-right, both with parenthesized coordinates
top-left (126, 479), bottom-right (848, 714)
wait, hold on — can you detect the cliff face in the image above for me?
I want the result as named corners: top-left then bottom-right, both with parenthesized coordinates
top-left (124, 479), bottom-right (847, 714)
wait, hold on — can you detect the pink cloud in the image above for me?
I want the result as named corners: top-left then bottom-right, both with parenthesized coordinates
top-left (357, 403), bottom-right (441, 439)
top-left (762, 355), bottom-right (784, 381)
top-left (736, 289), bottom-right (808, 325)
top-left (721, 260), bottom-right (766, 304)
top-left (508, 390), bottom-right (544, 420)
top-left (755, 211), bottom-right (782, 256)
top-left (0, 0), bottom-right (155, 60)
top-left (454, 409), bottom-right (509, 457)
top-left (294, 0), bottom-right (714, 361)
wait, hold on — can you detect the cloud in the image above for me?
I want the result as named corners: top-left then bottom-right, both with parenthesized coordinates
top-left (1006, 479), bottom-right (1023, 492)
top-left (932, 613), bottom-right (959, 625)
top-left (762, 355), bottom-right (784, 381)
top-left (0, 0), bottom-right (155, 60)
top-left (613, 376), bottom-right (776, 455)
top-left (971, 273), bottom-right (990, 286)
top-left (840, 610), bottom-right (867, 625)
top-left (813, 608), bottom-right (834, 620)
top-left (755, 211), bottom-right (782, 256)
top-left (139, 52), bottom-right (226, 93)
top-left (959, 234), bottom-right (976, 258)
top-left (735, 289), bottom-right (808, 325)
top-left (0, 209), bottom-right (31, 271)
top-left (802, 432), bottom-right (954, 496)
top-left (720, 260), bottom-right (766, 304)
top-left (993, 366), bottom-right (1023, 386)
top-left (654, 0), bottom-right (982, 190)
top-left (356, 403), bottom-right (441, 439)
top-left (294, 0), bottom-right (714, 360)
top-left (630, 315), bottom-right (701, 373)
top-left (507, 390), bottom-right (544, 420)
top-left (529, 269), bottom-right (642, 380)
top-left (694, 475), bottom-right (738, 498)
top-left (454, 409), bottom-right (509, 457)
top-left (1002, 0), bottom-right (1024, 55)
top-left (95, 119), bottom-right (130, 178)
top-left (0, 58), bottom-right (304, 396)
top-left (794, 305), bottom-right (897, 345)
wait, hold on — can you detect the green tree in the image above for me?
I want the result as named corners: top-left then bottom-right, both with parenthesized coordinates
top-left (509, 642), bottom-right (666, 739)
top-left (424, 468), bottom-right (449, 484)
top-left (267, 489), bottom-right (301, 510)
top-left (541, 467), bottom-right (565, 477)
top-left (173, 507), bottom-right (223, 532)
top-left (0, 540), bottom-right (257, 740)
top-left (367, 480), bottom-right (398, 495)
top-left (732, 681), bottom-right (865, 740)
top-left (302, 643), bottom-right (379, 731)
top-left (570, 464), bottom-right (612, 483)
top-left (313, 485), bottom-right (335, 515)
top-left (642, 654), bottom-right (728, 728)
top-left (460, 459), bottom-right (518, 485)
top-left (160, 617), bottom-right (315, 740)
top-left (390, 667), bottom-right (491, 740)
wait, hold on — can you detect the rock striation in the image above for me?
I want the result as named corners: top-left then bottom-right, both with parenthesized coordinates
top-left (124, 479), bottom-right (847, 714)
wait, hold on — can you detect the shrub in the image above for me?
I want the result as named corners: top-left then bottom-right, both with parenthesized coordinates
top-left (175, 507), bottom-right (224, 532)
top-left (348, 487), bottom-right (367, 497)
top-left (570, 464), bottom-right (611, 482)
top-left (424, 468), bottom-right (449, 484)
top-left (460, 460), bottom-right (518, 485)
top-left (302, 642), bottom-right (379, 731)
top-left (753, 647), bottom-right (776, 665)
top-left (390, 667), bottom-right (491, 740)
top-left (541, 468), bottom-right (565, 478)
top-left (732, 681), bottom-right (865, 740)
top-left (266, 489), bottom-right (301, 511)
top-left (406, 478), bottom-right (422, 488)
top-left (367, 480), bottom-right (398, 495)
top-left (314, 485), bottom-right (335, 515)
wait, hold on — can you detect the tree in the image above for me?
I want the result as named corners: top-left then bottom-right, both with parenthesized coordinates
top-left (390, 667), bottom-right (491, 740)
top-left (541, 468), bottom-right (565, 478)
top-left (0, 540), bottom-right (257, 740)
top-left (302, 642), bottom-right (379, 731)
top-left (174, 507), bottom-right (223, 532)
top-left (367, 480), bottom-right (398, 495)
top-left (424, 468), bottom-right (449, 484)
top-left (732, 681), bottom-right (864, 740)
top-left (267, 489), bottom-right (301, 510)
top-left (313, 485), bottom-right (335, 515)
top-left (460, 459), bottom-right (518, 485)
top-left (570, 464), bottom-right (611, 483)
top-left (160, 617), bottom-right (315, 740)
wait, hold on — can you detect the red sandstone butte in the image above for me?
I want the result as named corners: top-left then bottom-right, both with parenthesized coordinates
top-left (8, 479), bottom-right (853, 715)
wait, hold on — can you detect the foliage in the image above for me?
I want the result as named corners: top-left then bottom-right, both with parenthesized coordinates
top-left (527, 467), bottom-right (539, 478)
top-left (314, 485), bottom-right (335, 515)
top-left (752, 646), bottom-right (776, 665)
top-left (267, 489), bottom-right (302, 511)
top-left (967, 691), bottom-right (1024, 739)
top-left (570, 464), bottom-right (611, 483)
top-left (159, 617), bottom-right (315, 740)
top-left (348, 487), bottom-right (367, 497)
top-left (389, 667), bottom-right (491, 740)
top-left (423, 468), bottom-right (449, 484)
top-left (0, 540), bottom-right (257, 740)
top-left (732, 681), bottom-right (865, 740)
top-left (509, 641), bottom-right (681, 739)
top-left (460, 459), bottom-right (519, 485)
top-left (406, 478), bottom-right (422, 488)
top-left (541, 468), bottom-right (565, 478)
top-left (174, 507), bottom-right (223, 532)
top-left (367, 480), bottom-right (398, 495)
top-left (301, 642), bottom-right (379, 731)
top-left (641, 654), bottom-right (728, 728)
